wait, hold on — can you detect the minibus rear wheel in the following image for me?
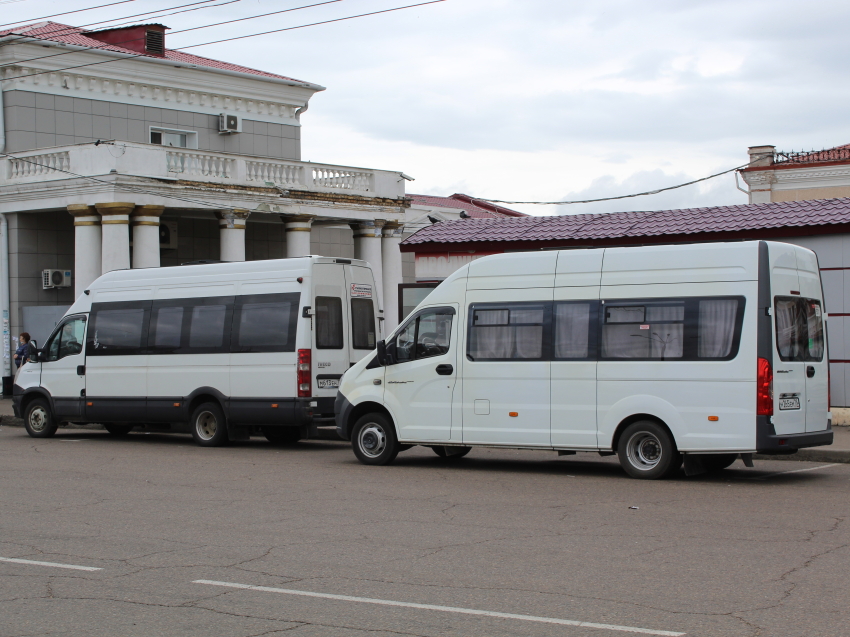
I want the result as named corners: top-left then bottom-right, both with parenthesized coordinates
top-left (190, 402), bottom-right (229, 447)
top-left (23, 398), bottom-right (58, 439)
top-left (617, 420), bottom-right (681, 480)
top-left (351, 413), bottom-right (400, 466)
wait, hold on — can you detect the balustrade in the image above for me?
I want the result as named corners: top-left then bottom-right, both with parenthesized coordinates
top-left (8, 151), bottom-right (70, 179)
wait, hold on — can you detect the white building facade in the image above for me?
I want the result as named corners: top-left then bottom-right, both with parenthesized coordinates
top-left (0, 22), bottom-right (420, 384)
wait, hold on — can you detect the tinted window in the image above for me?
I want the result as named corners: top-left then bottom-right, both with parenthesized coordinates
top-left (468, 303), bottom-right (547, 360)
top-left (316, 296), bottom-right (343, 349)
top-left (152, 306), bottom-right (184, 350)
top-left (90, 307), bottom-right (147, 353)
top-left (554, 302), bottom-right (593, 359)
top-left (351, 299), bottom-right (376, 350)
top-left (189, 305), bottom-right (227, 348)
top-left (698, 299), bottom-right (739, 358)
top-left (775, 297), bottom-right (823, 362)
top-left (238, 301), bottom-right (294, 349)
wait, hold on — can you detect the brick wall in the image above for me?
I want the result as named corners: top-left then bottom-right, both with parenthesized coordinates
top-left (3, 90), bottom-right (300, 160)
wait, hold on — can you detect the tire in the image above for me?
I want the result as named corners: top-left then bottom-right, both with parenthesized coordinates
top-left (263, 427), bottom-right (302, 445)
top-left (700, 454), bottom-right (738, 472)
top-left (432, 445), bottom-right (472, 459)
top-left (190, 402), bottom-right (229, 447)
top-left (103, 424), bottom-right (134, 436)
top-left (617, 420), bottom-right (681, 480)
top-left (351, 413), bottom-right (400, 466)
top-left (23, 398), bottom-right (58, 439)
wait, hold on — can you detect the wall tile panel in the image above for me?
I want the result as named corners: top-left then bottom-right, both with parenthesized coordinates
top-left (34, 93), bottom-right (55, 110)
top-left (91, 100), bottom-right (110, 116)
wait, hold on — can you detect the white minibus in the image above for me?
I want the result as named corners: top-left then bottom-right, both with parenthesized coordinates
top-left (14, 256), bottom-right (381, 446)
top-left (335, 241), bottom-right (834, 479)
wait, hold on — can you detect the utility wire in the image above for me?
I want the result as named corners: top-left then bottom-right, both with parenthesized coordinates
top-left (0, 0), bottom-right (345, 69)
top-left (0, 0), bottom-right (446, 82)
top-left (0, 0), bottom-right (140, 30)
top-left (469, 158), bottom-right (769, 207)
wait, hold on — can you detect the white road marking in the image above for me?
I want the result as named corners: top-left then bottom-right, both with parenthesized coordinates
top-left (753, 463), bottom-right (840, 480)
top-left (193, 579), bottom-right (685, 636)
top-left (0, 556), bottom-right (102, 571)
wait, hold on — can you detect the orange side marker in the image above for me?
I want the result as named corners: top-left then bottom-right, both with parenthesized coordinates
top-left (708, 416), bottom-right (719, 421)
top-left (509, 412), bottom-right (518, 417)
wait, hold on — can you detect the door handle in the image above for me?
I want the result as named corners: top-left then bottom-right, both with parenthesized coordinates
top-left (807, 365), bottom-right (815, 378)
top-left (77, 365), bottom-right (86, 376)
top-left (435, 364), bottom-right (453, 375)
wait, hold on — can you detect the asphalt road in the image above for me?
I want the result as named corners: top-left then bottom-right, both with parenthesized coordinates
top-left (0, 426), bottom-right (848, 637)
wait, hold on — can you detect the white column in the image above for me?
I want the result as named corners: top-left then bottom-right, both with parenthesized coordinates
top-left (381, 222), bottom-right (404, 334)
top-left (284, 215), bottom-right (313, 257)
top-left (68, 205), bottom-right (102, 295)
top-left (131, 205), bottom-right (164, 269)
top-left (217, 209), bottom-right (250, 262)
top-left (95, 202), bottom-right (132, 275)
top-left (351, 219), bottom-right (385, 311)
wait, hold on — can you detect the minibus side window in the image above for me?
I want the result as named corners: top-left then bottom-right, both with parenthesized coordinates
top-left (315, 297), bottom-right (343, 349)
top-left (231, 293), bottom-right (299, 353)
top-left (151, 307), bottom-right (184, 350)
top-left (468, 303), bottom-right (547, 361)
top-left (351, 298), bottom-right (376, 350)
top-left (88, 303), bottom-right (149, 355)
top-left (554, 302), bottom-right (594, 359)
top-left (190, 305), bottom-right (228, 348)
top-left (697, 299), bottom-right (739, 358)
top-left (602, 302), bottom-right (684, 360)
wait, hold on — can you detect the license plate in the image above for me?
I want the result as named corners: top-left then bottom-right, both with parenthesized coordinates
top-left (779, 397), bottom-right (800, 410)
top-left (317, 378), bottom-right (339, 389)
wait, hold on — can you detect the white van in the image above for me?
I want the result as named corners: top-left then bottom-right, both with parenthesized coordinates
top-left (14, 257), bottom-right (381, 446)
top-left (335, 241), bottom-right (834, 479)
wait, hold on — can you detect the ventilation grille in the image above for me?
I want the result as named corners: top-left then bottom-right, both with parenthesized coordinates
top-left (146, 30), bottom-right (165, 55)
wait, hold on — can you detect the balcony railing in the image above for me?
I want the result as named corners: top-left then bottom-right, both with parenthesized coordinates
top-left (1, 141), bottom-right (405, 200)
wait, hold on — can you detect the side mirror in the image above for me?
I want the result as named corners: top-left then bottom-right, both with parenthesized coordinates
top-left (28, 349), bottom-right (41, 363)
top-left (376, 340), bottom-right (387, 366)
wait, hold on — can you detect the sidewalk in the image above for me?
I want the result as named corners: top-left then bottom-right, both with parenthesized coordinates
top-left (1, 398), bottom-right (848, 461)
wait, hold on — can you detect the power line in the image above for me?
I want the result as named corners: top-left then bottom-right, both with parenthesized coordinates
top-left (0, 0), bottom-right (140, 31)
top-left (469, 158), bottom-right (769, 207)
top-left (0, 0), bottom-right (345, 70)
top-left (0, 0), bottom-right (447, 83)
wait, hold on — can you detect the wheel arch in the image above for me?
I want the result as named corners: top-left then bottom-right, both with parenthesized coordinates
top-left (19, 388), bottom-right (53, 416)
top-left (347, 401), bottom-right (395, 435)
top-left (186, 387), bottom-right (227, 419)
top-left (611, 413), bottom-right (675, 454)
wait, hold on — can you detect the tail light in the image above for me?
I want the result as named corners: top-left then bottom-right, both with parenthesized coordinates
top-left (297, 349), bottom-right (311, 397)
top-left (757, 357), bottom-right (773, 416)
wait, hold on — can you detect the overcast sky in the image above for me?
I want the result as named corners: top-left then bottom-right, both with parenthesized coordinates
top-left (5, 0), bottom-right (850, 215)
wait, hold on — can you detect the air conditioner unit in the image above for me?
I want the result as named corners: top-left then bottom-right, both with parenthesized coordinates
top-left (219, 113), bottom-right (241, 134)
top-left (43, 269), bottom-right (72, 289)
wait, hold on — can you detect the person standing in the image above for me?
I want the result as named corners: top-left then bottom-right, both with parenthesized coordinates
top-left (14, 332), bottom-right (32, 369)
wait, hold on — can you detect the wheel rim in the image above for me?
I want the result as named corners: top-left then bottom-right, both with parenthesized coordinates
top-left (28, 406), bottom-right (48, 432)
top-left (626, 431), bottom-right (663, 471)
top-left (196, 411), bottom-right (218, 441)
top-left (358, 422), bottom-right (387, 459)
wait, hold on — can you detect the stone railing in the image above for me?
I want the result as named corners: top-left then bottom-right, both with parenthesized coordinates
top-left (7, 150), bottom-right (70, 180)
top-left (0, 141), bottom-right (404, 199)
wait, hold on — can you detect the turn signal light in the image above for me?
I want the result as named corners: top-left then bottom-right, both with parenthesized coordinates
top-left (757, 357), bottom-right (773, 416)
top-left (297, 349), bottom-right (311, 398)
top-left (509, 412), bottom-right (518, 417)
top-left (708, 416), bottom-right (719, 421)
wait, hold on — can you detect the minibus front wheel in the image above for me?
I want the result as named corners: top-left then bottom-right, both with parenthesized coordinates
top-left (190, 402), bottom-right (229, 447)
top-left (351, 413), bottom-right (400, 466)
top-left (617, 420), bottom-right (681, 480)
top-left (23, 398), bottom-right (58, 439)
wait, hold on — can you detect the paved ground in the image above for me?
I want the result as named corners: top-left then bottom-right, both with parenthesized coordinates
top-left (0, 425), bottom-right (848, 637)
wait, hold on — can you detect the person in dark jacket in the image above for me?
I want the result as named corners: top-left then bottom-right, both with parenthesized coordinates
top-left (14, 332), bottom-right (32, 369)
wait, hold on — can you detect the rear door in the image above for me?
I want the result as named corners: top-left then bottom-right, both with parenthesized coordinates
top-left (770, 243), bottom-right (806, 435)
top-left (795, 249), bottom-right (829, 432)
top-left (312, 264), bottom-right (350, 404)
top-left (345, 265), bottom-right (380, 364)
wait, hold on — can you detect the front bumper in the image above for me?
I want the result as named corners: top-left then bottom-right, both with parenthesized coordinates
top-left (334, 392), bottom-right (354, 441)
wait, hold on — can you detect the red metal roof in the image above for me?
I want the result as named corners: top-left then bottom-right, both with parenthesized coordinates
top-left (408, 193), bottom-right (527, 219)
top-left (0, 22), bottom-right (316, 85)
top-left (402, 197), bottom-right (850, 248)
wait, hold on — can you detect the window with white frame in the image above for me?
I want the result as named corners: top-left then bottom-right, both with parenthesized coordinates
top-left (150, 128), bottom-right (197, 148)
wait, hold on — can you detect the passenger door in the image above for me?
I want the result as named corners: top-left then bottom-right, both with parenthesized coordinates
top-left (39, 315), bottom-right (87, 419)
top-left (345, 265), bottom-right (380, 363)
top-left (383, 306), bottom-right (458, 441)
top-left (312, 264), bottom-right (349, 403)
top-left (461, 298), bottom-right (552, 447)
